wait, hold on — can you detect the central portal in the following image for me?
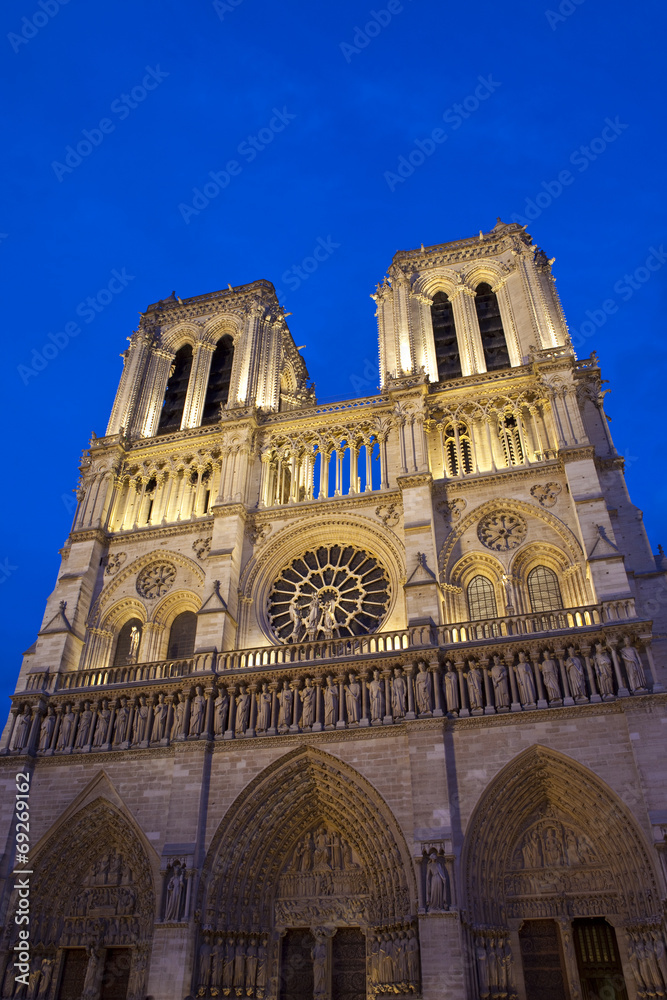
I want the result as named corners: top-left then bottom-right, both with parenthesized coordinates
top-left (278, 928), bottom-right (366, 1000)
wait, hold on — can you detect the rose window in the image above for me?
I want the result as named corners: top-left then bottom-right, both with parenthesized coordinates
top-left (136, 562), bottom-right (177, 599)
top-left (477, 511), bottom-right (527, 552)
top-left (268, 545), bottom-right (391, 642)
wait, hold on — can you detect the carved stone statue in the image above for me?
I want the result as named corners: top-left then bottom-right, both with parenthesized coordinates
top-left (38, 706), bottom-right (56, 751)
top-left (12, 707), bottom-right (31, 751)
top-left (75, 702), bottom-right (93, 748)
top-left (490, 655), bottom-right (510, 709)
top-left (620, 636), bottom-right (647, 692)
top-left (444, 663), bottom-right (459, 714)
top-left (324, 675), bottom-right (338, 727)
top-left (171, 693), bottom-right (186, 740)
top-left (312, 936), bottom-right (327, 995)
top-left (189, 685), bottom-right (206, 736)
top-left (426, 851), bottom-right (449, 910)
top-left (222, 935), bottom-right (235, 988)
top-left (127, 624), bottom-right (141, 663)
top-left (322, 599), bottom-right (337, 634)
top-left (514, 653), bottom-right (536, 707)
top-left (464, 661), bottom-right (484, 711)
top-left (305, 593), bottom-right (321, 633)
top-left (300, 677), bottom-right (316, 728)
top-left (391, 668), bottom-right (407, 719)
top-left (256, 936), bottom-right (268, 990)
top-left (257, 683), bottom-right (272, 732)
top-left (235, 685), bottom-right (251, 735)
top-left (214, 687), bottom-right (229, 736)
top-left (345, 672), bottom-right (362, 723)
top-left (415, 662), bottom-right (433, 715)
top-left (164, 861), bottom-right (186, 921)
top-left (37, 957), bottom-right (54, 997)
top-left (566, 646), bottom-right (587, 700)
top-left (93, 699), bottom-right (111, 746)
top-left (57, 704), bottom-right (75, 750)
top-left (277, 680), bottom-right (293, 730)
top-left (539, 653), bottom-right (562, 702)
top-left (132, 695), bottom-right (150, 743)
top-left (368, 669), bottom-right (385, 722)
top-left (245, 936), bottom-right (258, 988)
top-left (152, 693), bottom-right (168, 741)
top-left (198, 935), bottom-right (212, 988)
top-left (406, 932), bottom-right (419, 982)
top-left (233, 936), bottom-right (246, 987)
top-left (593, 643), bottom-right (615, 698)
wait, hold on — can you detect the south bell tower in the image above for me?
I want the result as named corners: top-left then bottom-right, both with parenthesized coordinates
top-left (1, 223), bottom-right (666, 1000)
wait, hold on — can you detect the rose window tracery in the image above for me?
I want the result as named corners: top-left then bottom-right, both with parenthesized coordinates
top-left (477, 511), bottom-right (527, 552)
top-left (268, 545), bottom-right (391, 642)
top-left (136, 562), bottom-right (177, 599)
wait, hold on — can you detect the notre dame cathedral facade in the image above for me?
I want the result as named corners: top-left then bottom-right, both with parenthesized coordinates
top-left (1, 220), bottom-right (667, 1000)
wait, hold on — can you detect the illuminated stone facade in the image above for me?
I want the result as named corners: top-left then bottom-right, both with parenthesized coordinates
top-left (1, 221), bottom-right (666, 1000)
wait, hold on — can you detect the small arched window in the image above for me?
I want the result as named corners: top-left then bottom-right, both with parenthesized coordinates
top-left (475, 282), bottom-right (510, 372)
top-left (443, 422), bottom-right (473, 478)
top-left (431, 292), bottom-right (462, 380)
top-left (202, 335), bottom-right (234, 424)
top-left (158, 344), bottom-right (193, 434)
top-left (528, 566), bottom-right (563, 613)
top-left (499, 413), bottom-right (524, 466)
top-left (167, 611), bottom-right (197, 659)
top-left (467, 576), bottom-right (497, 620)
top-left (113, 618), bottom-right (142, 666)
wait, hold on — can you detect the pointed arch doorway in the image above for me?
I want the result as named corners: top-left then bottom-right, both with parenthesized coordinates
top-left (197, 747), bottom-right (421, 999)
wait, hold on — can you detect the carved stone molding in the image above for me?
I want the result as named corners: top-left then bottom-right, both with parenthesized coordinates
top-left (530, 482), bottom-right (562, 508)
top-left (105, 552), bottom-right (127, 576)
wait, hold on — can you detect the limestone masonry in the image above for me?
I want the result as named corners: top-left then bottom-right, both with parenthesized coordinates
top-left (2, 220), bottom-right (666, 1000)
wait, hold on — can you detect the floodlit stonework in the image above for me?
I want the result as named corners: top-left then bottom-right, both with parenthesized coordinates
top-left (1, 220), bottom-right (666, 1000)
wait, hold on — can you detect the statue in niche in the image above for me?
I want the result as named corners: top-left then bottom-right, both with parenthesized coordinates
top-left (171, 693), bottom-right (186, 739)
top-left (37, 958), bottom-right (54, 997)
top-left (514, 653), bottom-right (536, 706)
top-left (57, 704), bottom-right (75, 750)
top-left (391, 667), bottom-right (407, 719)
top-left (295, 832), bottom-right (314, 871)
top-left (245, 936), bottom-right (258, 988)
top-left (342, 838), bottom-right (358, 869)
top-left (593, 643), bottom-right (615, 698)
top-left (214, 687), bottom-right (229, 736)
top-left (38, 706), bottom-right (56, 750)
top-left (621, 636), bottom-right (647, 692)
top-left (539, 652), bottom-right (562, 702)
top-left (74, 701), bottom-right (93, 747)
top-left (476, 939), bottom-right (490, 998)
top-left (93, 699), bottom-right (111, 746)
top-left (152, 693), bottom-right (168, 741)
top-left (406, 933), bottom-right (419, 983)
top-left (83, 945), bottom-right (104, 996)
top-left (312, 936), bottom-right (327, 996)
top-left (564, 829), bottom-right (584, 866)
top-left (444, 662), bottom-right (459, 714)
top-left (415, 662), bottom-right (433, 715)
top-left (277, 680), bottom-right (293, 730)
top-left (521, 829), bottom-right (543, 868)
top-left (300, 677), bottom-right (316, 728)
top-left (464, 661), bottom-right (484, 711)
top-left (189, 685), bottom-right (206, 736)
top-left (426, 852), bottom-right (449, 910)
top-left (164, 861), bottom-right (186, 921)
top-left (368, 669), bottom-right (385, 722)
top-left (257, 682), bottom-right (272, 732)
top-left (543, 826), bottom-right (563, 866)
top-left (330, 830), bottom-right (343, 869)
top-left (222, 935), bottom-right (235, 988)
top-left (324, 675), bottom-right (338, 727)
top-left (12, 707), bottom-right (31, 751)
top-left (490, 655), bottom-right (510, 709)
top-left (256, 936), bottom-right (268, 991)
top-left (233, 937), bottom-right (246, 988)
top-left (345, 672), bottom-right (362, 723)
top-left (566, 646), bottom-right (587, 699)
top-left (198, 935), bottom-right (212, 988)
top-left (211, 934), bottom-right (224, 986)
top-left (287, 599), bottom-right (302, 643)
top-left (127, 625), bottom-right (141, 664)
top-left (132, 695), bottom-right (150, 743)
top-left (322, 599), bottom-right (337, 634)
top-left (235, 685), bottom-right (250, 735)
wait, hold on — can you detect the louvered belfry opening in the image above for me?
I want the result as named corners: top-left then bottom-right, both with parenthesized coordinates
top-left (157, 344), bottom-right (193, 434)
top-left (475, 282), bottom-right (510, 371)
top-left (202, 334), bottom-right (234, 424)
top-left (431, 292), bottom-right (461, 380)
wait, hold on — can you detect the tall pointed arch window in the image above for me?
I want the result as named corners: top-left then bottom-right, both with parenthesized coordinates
top-left (467, 576), bottom-right (497, 620)
top-left (202, 334), bottom-right (235, 424)
top-left (167, 611), bottom-right (197, 659)
top-left (527, 566), bottom-right (563, 613)
top-left (475, 282), bottom-right (510, 371)
top-left (431, 292), bottom-right (462, 380)
top-left (157, 344), bottom-right (193, 434)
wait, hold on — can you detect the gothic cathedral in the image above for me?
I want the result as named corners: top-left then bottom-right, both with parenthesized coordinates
top-left (2, 221), bottom-right (667, 1000)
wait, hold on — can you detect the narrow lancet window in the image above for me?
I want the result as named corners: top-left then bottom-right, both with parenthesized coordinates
top-left (475, 282), bottom-right (510, 371)
top-left (431, 292), bottom-right (462, 380)
top-left (157, 344), bottom-right (193, 434)
top-left (202, 335), bottom-right (234, 424)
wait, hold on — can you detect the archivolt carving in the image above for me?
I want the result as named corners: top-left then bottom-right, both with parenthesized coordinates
top-left (462, 745), bottom-right (661, 926)
top-left (198, 746), bottom-right (417, 934)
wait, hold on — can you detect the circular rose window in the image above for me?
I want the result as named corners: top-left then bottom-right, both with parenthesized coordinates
top-left (136, 562), bottom-right (176, 600)
top-left (268, 545), bottom-right (391, 643)
top-left (477, 511), bottom-right (527, 552)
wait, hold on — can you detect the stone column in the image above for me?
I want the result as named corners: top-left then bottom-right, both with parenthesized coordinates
top-left (642, 638), bottom-right (665, 692)
top-left (268, 682), bottom-right (279, 736)
top-left (481, 658), bottom-right (495, 715)
top-left (430, 661), bottom-right (444, 718)
top-left (506, 654), bottom-right (521, 712)
top-left (224, 687), bottom-right (236, 740)
top-left (581, 645), bottom-right (601, 703)
top-left (290, 680), bottom-right (301, 733)
top-left (336, 675), bottom-right (347, 729)
top-left (27, 702), bottom-right (45, 755)
top-left (204, 686), bottom-right (216, 738)
top-left (532, 653), bottom-right (549, 709)
top-left (313, 676), bottom-right (323, 732)
top-left (382, 670), bottom-right (393, 724)
top-left (608, 640), bottom-right (630, 697)
top-left (359, 670), bottom-right (370, 727)
top-left (404, 664), bottom-right (416, 720)
top-left (456, 659), bottom-right (469, 718)
top-left (247, 683), bottom-right (258, 737)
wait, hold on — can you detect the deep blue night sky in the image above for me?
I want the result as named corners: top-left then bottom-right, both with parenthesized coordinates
top-left (2, 0), bottom-right (665, 706)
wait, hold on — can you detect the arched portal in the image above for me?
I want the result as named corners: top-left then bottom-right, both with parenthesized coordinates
top-left (1, 798), bottom-right (155, 1000)
top-left (462, 745), bottom-right (665, 1000)
top-left (196, 747), bottom-right (420, 999)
